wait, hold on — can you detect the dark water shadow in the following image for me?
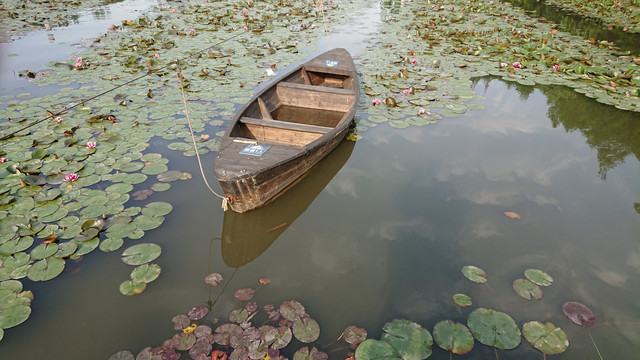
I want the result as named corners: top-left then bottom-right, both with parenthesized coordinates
top-left (510, 0), bottom-right (640, 53)
top-left (220, 139), bottom-right (355, 268)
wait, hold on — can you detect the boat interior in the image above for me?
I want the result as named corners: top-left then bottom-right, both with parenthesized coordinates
top-left (230, 67), bottom-right (356, 147)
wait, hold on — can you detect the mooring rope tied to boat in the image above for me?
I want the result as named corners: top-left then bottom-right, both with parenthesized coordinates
top-left (0, 31), bottom-right (248, 141)
top-left (176, 65), bottom-right (229, 211)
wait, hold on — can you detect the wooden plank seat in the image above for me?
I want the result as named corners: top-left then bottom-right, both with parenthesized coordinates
top-left (276, 82), bottom-right (356, 113)
top-left (238, 116), bottom-right (332, 147)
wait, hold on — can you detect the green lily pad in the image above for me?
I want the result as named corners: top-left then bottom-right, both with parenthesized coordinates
top-left (141, 202), bottom-right (173, 217)
top-left (121, 243), bottom-right (161, 265)
top-left (0, 303), bottom-right (31, 329)
top-left (522, 321), bottom-right (569, 355)
top-left (381, 319), bottom-right (433, 359)
top-left (452, 293), bottom-right (472, 307)
top-left (432, 320), bottom-right (474, 355)
top-left (157, 170), bottom-right (183, 182)
top-left (30, 243), bottom-right (59, 260)
top-left (524, 269), bottom-right (553, 287)
top-left (74, 237), bottom-right (100, 256)
top-left (130, 263), bottom-right (161, 283)
top-left (54, 242), bottom-right (78, 258)
top-left (151, 182), bottom-right (171, 192)
top-left (27, 257), bottom-right (65, 282)
top-left (132, 215), bottom-right (164, 231)
top-left (513, 278), bottom-right (543, 300)
top-left (99, 237), bottom-right (124, 252)
top-left (292, 317), bottom-right (320, 343)
top-left (105, 183), bottom-right (134, 195)
top-left (461, 265), bottom-right (487, 283)
top-left (0, 236), bottom-right (34, 255)
top-left (354, 339), bottom-right (397, 360)
top-left (119, 280), bottom-right (147, 296)
top-left (467, 308), bottom-right (521, 350)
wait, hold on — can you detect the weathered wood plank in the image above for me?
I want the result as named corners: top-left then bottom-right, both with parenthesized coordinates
top-left (239, 117), bottom-right (332, 134)
top-left (276, 82), bottom-right (355, 112)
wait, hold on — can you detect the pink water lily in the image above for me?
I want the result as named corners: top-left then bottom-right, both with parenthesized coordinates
top-left (372, 99), bottom-right (382, 105)
top-left (64, 173), bottom-right (79, 182)
top-left (411, 59), bottom-right (418, 64)
top-left (0, 158), bottom-right (6, 163)
top-left (403, 89), bottom-right (411, 95)
top-left (553, 64), bottom-right (559, 71)
top-left (86, 141), bottom-right (96, 149)
top-left (76, 57), bottom-right (82, 62)
top-left (243, 25), bottom-right (248, 31)
top-left (513, 62), bottom-right (522, 68)
top-left (153, 53), bottom-right (159, 58)
top-left (500, 62), bottom-right (508, 67)
top-left (418, 108), bottom-right (426, 115)
top-left (55, 116), bottom-right (62, 123)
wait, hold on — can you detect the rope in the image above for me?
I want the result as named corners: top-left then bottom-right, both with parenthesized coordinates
top-left (176, 65), bottom-right (229, 211)
top-left (319, 0), bottom-right (332, 49)
top-left (0, 31), bottom-right (247, 141)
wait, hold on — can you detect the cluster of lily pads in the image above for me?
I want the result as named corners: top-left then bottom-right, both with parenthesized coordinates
top-left (349, 0), bottom-right (638, 137)
top-left (543, 0), bottom-right (640, 32)
top-left (110, 274), bottom-right (368, 360)
top-left (354, 265), bottom-right (601, 359)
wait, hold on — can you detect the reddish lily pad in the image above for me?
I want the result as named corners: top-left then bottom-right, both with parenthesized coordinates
top-left (234, 287), bottom-right (255, 301)
top-left (562, 302), bottom-right (595, 327)
top-left (342, 325), bottom-right (367, 345)
top-left (292, 317), bottom-right (320, 343)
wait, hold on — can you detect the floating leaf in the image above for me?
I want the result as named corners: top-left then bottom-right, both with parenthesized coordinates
top-left (234, 287), bottom-right (255, 301)
top-left (172, 314), bottom-right (190, 330)
top-left (188, 305), bottom-right (208, 321)
top-left (279, 300), bottom-right (305, 321)
top-left (467, 308), bottom-right (521, 350)
top-left (342, 325), bottom-right (367, 345)
top-left (108, 350), bottom-right (134, 360)
top-left (562, 302), bottom-right (595, 327)
top-left (504, 211), bottom-right (521, 220)
top-left (453, 293), bottom-right (472, 307)
top-left (141, 202), bottom-right (173, 217)
top-left (354, 339), bottom-right (397, 360)
top-left (513, 279), bottom-right (543, 300)
top-left (522, 321), bottom-right (569, 355)
top-left (292, 346), bottom-right (327, 360)
top-left (119, 280), bottom-right (146, 296)
top-left (121, 243), bottom-right (161, 265)
top-left (293, 317), bottom-right (320, 343)
top-left (461, 265), bottom-right (487, 283)
top-left (0, 303), bottom-right (31, 329)
top-left (433, 320), bottom-right (474, 355)
top-left (173, 332), bottom-right (197, 351)
top-left (27, 257), bottom-right (65, 282)
top-left (524, 269), bottom-right (553, 286)
top-left (130, 263), bottom-right (161, 283)
top-left (381, 319), bottom-right (433, 359)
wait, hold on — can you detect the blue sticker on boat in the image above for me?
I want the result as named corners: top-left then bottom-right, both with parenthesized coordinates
top-left (324, 60), bottom-right (339, 67)
top-left (240, 144), bottom-right (270, 156)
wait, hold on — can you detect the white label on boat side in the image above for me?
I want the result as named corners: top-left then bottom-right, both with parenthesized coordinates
top-left (240, 144), bottom-right (270, 156)
top-left (324, 60), bottom-right (339, 67)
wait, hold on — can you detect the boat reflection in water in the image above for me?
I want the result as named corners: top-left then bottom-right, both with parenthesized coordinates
top-left (221, 139), bottom-right (355, 268)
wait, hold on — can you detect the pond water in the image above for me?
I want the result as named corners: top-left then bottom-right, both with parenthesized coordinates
top-left (1, 1), bottom-right (639, 360)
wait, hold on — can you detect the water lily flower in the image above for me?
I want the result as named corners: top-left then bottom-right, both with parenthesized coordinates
top-left (76, 57), bottom-right (82, 62)
top-left (172, 9), bottom-right (177, 13)
top-left (0, 158), bottom-right (6, 163)
top-left (294, 41), bottom-right (298, 45)
top-left (56, 116), bottom-right (62, 123)
top-left (76, 62), bottom-right (82, 68)
top-left (513, 62), bottom-right (522, 68)
top-left (418, 108), bottom-right (426, 115)
top-left (505, 16), bottom-right (509, 19)
top-left (153, 53), bottom-right (159, 58)
top-left (64, 173), bottom-right (79, 182)
top-left (190, 29), bottom-right (195, 34)
top-left (553, 65), bottom-right (559, 71)
top-left (372, 98), bottom-right (382, 105)
top-left (411, 59), bottom-right (417, 64)
top-left (243, 25), bottom-right (248, 31)
top-left (86, 141), bottom-right (96, 149)
top-left (403, 89), bottom-right (411, 95)
top-left (242, 11), bottom-right (247, 16)
top-left (183, 324), bottom-right (197, 333)
top-left (232, 27), bottom-right (237, 31)
top-left (627, 92), bottom-right (631, 97)
top-left (500, 62), bottom-right (508, 67)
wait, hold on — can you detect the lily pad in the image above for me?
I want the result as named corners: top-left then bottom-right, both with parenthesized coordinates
top-left (0, 303), bottom-right (31, 329)
top-left (130, 263), bottom-right (161, 283)
top-left (354, 339), bottom-right (397, 360)
top-left (121, 243), bottom-right (162, 265)
top-left (292, 317), bottom-right (320, 343)
top-left (141, 202), bottom-right (173, 217)
top-left (562, 302), bottom-right (595, 327)
top-left (342, 325), bottom-right (367, 345)
top-left (119, 280), bottom-right (146, 296)
top-left (26, 257), bottom-right (65, 282)
top-left (432, 320), bottom-right (474, 355)
top-left (279, 300), bottom-right (305, 321)
top-left (234, 287), bottom-right (255, 301)
top-left (522, 321), bottom-right (569, 355)
top-left (467, 308), bottom-right (521, 350)
top-left (381, 319), bottom-right (433, 359)
top-left (452, 293), bottom-right (472, 307)
top-left (461, 265), bottom-right (487, 283)
top-left (513, 278), bottom-right (543, 300)
top-left (524, 269), bottom-right (553, 287)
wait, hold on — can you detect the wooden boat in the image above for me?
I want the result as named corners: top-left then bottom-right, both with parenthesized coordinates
top-left (214, 48), bottom-right (359, 213)
top-left (221, 140), bottom-right (354, 267)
